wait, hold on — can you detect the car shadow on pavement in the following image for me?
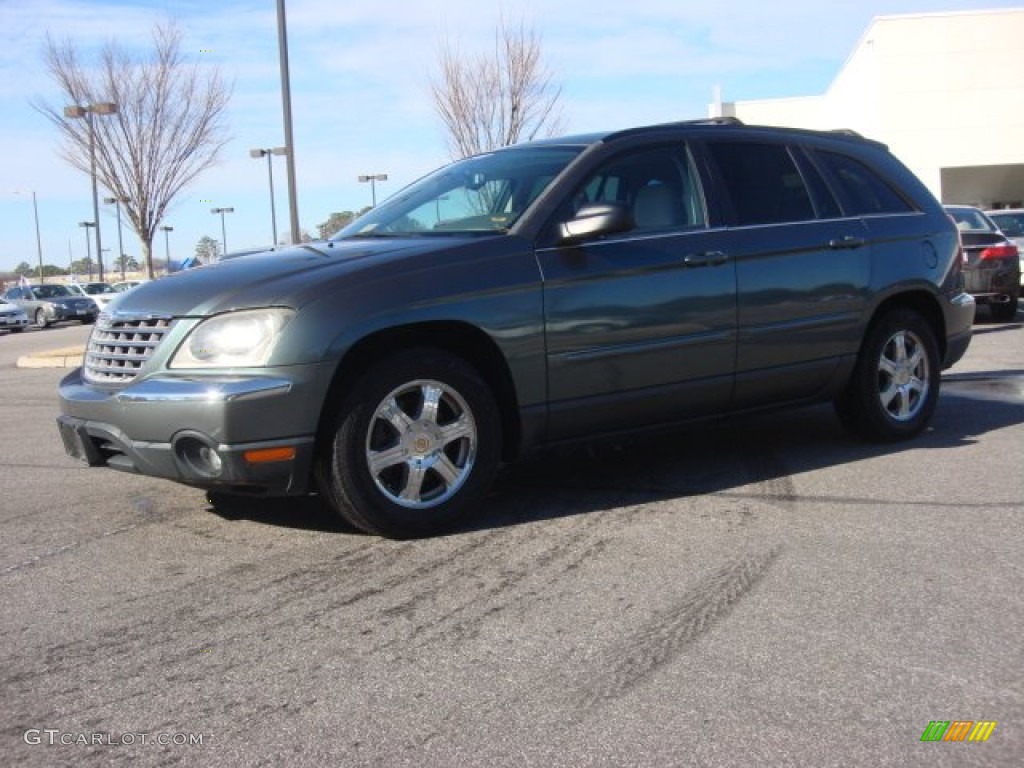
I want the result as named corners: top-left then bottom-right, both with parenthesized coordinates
top-left (462, 373), bottom-right (1024, 534)
top-left (204, 371), bottom-right (1024, 537)
top-left (205, 490), bottom-right (358, 534)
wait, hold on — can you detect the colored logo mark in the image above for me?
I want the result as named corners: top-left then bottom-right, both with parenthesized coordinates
top-left (920, 720), bottom-right (997, 742)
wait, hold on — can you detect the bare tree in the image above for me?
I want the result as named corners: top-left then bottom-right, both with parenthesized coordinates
top-left (432, 15), bottom-right (564, 159)
top-left (34, 22), bottom-right (231, 279)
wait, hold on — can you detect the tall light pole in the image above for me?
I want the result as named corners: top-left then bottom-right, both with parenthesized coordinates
top-left (358, 174), bottom-right (388, 207)
top-left (104, 196), bottom-right (129, 280)
top-left (14, 190), bottom-right (45, 283)
top-left (159, 225), bottom-right (173, 271)
top-left (276, 0), bottom-right (300, 244)
top-left (78, 221), bottom-right (95, 280)
top-left (64, 101), bottom-right (118, 283)
top-left (210, 207), bottom-right (234, 257)
top-left (249, 147), bottom-right (287, 245)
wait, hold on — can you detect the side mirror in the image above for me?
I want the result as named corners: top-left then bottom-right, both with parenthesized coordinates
top-left (557, 202), bottom-right (634, 245)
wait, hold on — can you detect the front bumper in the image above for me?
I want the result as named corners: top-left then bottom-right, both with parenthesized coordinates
top-left (1, 313), bottom-right (28, 329)
top-left (57, 367), bottom-right (325, 495)
top-left (50, 305), bottom-right (98, 322)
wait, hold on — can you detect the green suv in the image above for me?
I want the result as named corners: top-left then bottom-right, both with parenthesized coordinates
top-left (57, 119), bottom-right (975, 538)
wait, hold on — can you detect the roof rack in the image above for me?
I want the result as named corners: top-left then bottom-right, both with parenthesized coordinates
top-left (677, 116), bottom-right (745, 126)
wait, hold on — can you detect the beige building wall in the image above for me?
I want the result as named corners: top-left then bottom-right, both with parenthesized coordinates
top-left (711, 8), bottom-right (1024, 208)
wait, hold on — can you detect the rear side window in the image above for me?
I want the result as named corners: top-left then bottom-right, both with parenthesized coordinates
top-left (706, 141), bottom-right (815, 225)
top-left (815, 151), bottom-right (913, 215)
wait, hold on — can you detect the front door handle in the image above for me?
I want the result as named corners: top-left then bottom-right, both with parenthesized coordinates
top-left (683, 250), bottom-right (728, 267)
top-left (828, 236), bottom-right (866, 250)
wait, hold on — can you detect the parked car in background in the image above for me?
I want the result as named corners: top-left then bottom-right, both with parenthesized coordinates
top-left (945, 205), bottom-right (1021, 321)
top-left (0, 298), bottom-right (28, 333)
top-left (111, 280), bottom-right (149, 293)
top-left (67, 281), bottom-right (119, 310)
top-left (3, 283), bottom-right (98, 328)
top-left (984, 208), bottom-right (1024, 287)
top-left (58, 119), bottom-right (975, 539)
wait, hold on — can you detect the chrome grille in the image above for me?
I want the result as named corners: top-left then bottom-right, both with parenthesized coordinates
top-left (83, 313), bottom-right (176, 385)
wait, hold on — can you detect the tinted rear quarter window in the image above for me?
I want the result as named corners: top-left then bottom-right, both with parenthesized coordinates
top-left (814, 150), bottom-right (914, 215)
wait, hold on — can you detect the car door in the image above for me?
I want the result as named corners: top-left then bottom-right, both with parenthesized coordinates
top-left (700, 139), bottom-right (871, 409)
top-left (536, 143), bottom-right (738, 440)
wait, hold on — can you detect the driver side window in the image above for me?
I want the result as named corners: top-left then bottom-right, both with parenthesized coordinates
top-left (575, 144), bottom-right (707, 233)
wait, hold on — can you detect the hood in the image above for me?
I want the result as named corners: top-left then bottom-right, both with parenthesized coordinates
top-left (109, 238), bottom-right (487, 317)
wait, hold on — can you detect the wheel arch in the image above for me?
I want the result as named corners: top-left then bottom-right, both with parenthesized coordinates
top-left (315, 321), bottom-right (522, 463)
top-left (865, 290), bottom-right (947, 362)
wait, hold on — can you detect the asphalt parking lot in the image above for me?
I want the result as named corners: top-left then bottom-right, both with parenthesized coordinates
top-left (0, 315), bottom-right (1021, 767)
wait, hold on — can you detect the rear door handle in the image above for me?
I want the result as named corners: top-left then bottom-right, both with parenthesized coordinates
top-left (683, 250), bottom-right (728, 267)
top-left (828, 236), bottom-right (866, 250)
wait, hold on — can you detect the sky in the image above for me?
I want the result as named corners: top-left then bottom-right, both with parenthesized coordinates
top-left (1, 0), bottom-right (1020, 275)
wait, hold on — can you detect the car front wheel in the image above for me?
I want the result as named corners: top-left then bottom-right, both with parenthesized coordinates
top-left (835, 308), bottom-right (940, 441)
top-left (317, 349), bottom-right (501, 539)
top-left (34, 309), bottom-right (49, 329)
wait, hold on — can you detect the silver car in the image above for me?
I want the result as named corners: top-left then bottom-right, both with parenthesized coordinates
top-left (0, 298), bottom-right (28, 333)
top-left (2, 283), bottom-right (98, 329)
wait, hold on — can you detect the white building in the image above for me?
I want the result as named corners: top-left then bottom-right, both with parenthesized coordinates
top-left (711, 8), bottom-right (1024, 209)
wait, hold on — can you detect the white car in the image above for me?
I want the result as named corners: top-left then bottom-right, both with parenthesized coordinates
top-left (111, 279), bottom-right (149, 293)
top-left (67, 281), bottom-right (120, 310)
top-left (0, 298), bottom-right (29, 332)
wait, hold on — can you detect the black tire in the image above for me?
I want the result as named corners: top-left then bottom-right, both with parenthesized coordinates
top-left (34, 309), bottom-right (49, 329)
top-left (989, 296), bottom-right (1018, 322)
top-left (834, 308), bottom-right (940, 442)
top-left (10, 327), bottom-right (25, 333)
top-left (316, 349), bottom-right (501, 539)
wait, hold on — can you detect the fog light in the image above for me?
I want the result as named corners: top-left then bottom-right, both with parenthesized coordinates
top-left (175, 435), bottom-right (224, 478)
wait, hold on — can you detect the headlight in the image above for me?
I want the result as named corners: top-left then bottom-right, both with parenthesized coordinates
top-left (169, 308), bottom-right (294, 368)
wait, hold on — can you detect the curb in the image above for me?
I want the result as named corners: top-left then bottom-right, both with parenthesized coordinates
top-left (16, 346), bottom-right (86, 369)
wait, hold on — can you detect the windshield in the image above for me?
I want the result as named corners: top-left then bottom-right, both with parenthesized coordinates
top-left (947, 207), bottom-right (997, 233)
top-left (32, 285), bottom-right (72, 298)
top-left (331, 146), bottom-right (583, 239)
top-left (84, 283), bottom-right (116, 295)
top-left (988, 212), bottom-right (1024, 237)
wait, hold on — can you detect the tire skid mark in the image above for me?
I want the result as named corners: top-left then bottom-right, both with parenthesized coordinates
top-left (391, 534), bottom-right (612, 654)
top-left (575, 545), bottom-right (782, 712)
top-left (1, 524), bottom-right (138, 576)
top-left (298, 512), bottom-right (609, 655)
top-left (1, 493), bottom-right (180, 578)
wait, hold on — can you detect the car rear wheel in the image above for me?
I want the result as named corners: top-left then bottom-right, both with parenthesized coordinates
top-left (34, 309), bottom-right (49, 329)
top-left (317, 349), bottom-right (501, 539)
top-left (835, 308), bottom-right (940, 441)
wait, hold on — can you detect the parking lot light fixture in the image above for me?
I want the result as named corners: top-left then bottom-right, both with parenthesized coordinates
top-left (358, 174), bottom-right (388, 207)
top-left (64, 101), bottom-right (119, 283)
top-left (159, 225), bottom-right (173, 270)
top-left (78, 221), bottom-right (96, 280)
top-left (250, 148), bottom-right (287, 245)
top-left (104, 196), bottom-right (130, 280)
top-left (210, 207), bottom-right (234, 257)
top-left (14, 190), bottom-right (46, 283)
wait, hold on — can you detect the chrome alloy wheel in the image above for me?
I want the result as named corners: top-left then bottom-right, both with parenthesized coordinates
top-left (876, 329), bottom-right (930, 422)
top-left (365, 379), bottom-right (478, 509)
